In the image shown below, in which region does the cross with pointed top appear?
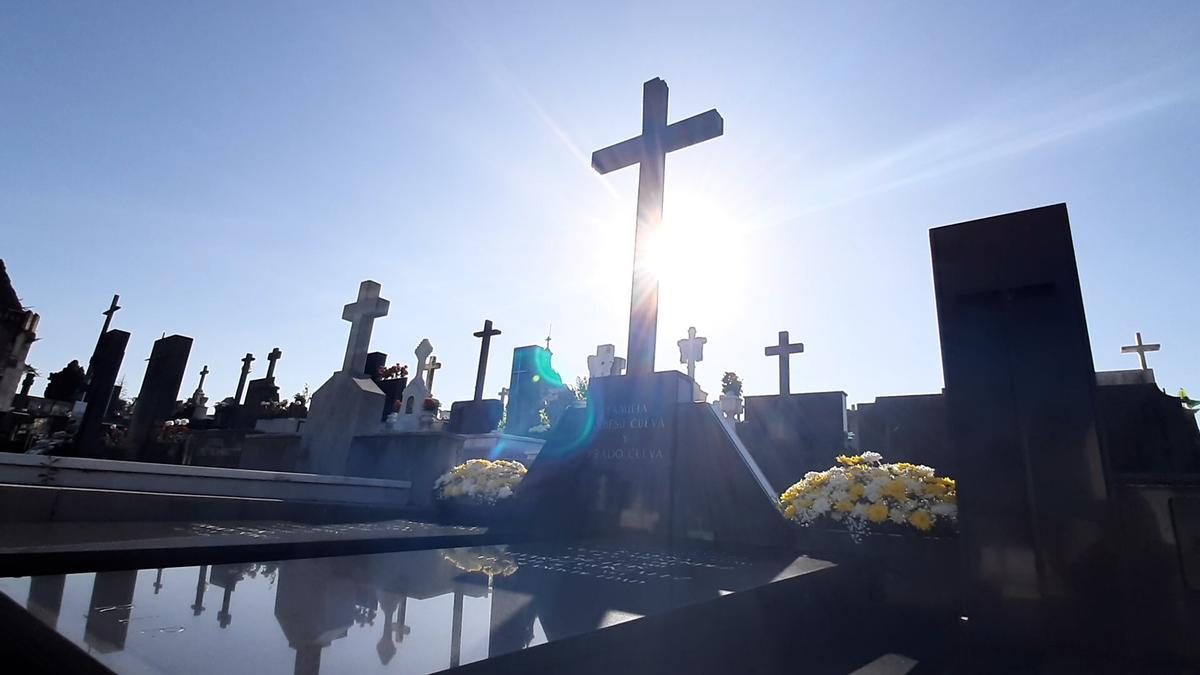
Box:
[472,319,502,401]
[765,330,805,395]
[425,355,442,392]
[1121,331,1161,371]
[266,347,283,379]
[235,353,254,404]
[342,281,390,375]
[592,77,724,376]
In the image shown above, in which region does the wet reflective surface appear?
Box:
[0,541,830,674]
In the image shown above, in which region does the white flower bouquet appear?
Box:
[434,459,527,505]
[441,546,519,582]
[778,452,957,539]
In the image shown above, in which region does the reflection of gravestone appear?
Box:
[302,281,389,475]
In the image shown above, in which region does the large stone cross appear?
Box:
[472,319,502,401]
[592,77,724,376]
[196,365,209,392]
[342,281,390,375]
[677,326,707,384]
[101,294,121,333]
[266,347,282,379]
[1121,331,1160,371]
[425,355,442,393]
[765,330,804,395]
[235,353,255,404]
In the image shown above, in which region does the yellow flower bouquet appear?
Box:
[434,459,527,505]
[442,546,519,582]
[778,452,957,539]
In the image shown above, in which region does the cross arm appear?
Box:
[591,136,644,175]
[665,109,724,154]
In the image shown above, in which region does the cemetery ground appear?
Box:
[0,80,1198,674]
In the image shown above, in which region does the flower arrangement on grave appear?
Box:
[261,391,310,419]
[423,396,440,412]
[721,371,743,396]
[434,459,527,504]
[778,452,957,539]
[377,363,408,381]
[157,418,191,442]
[442,546,519,583]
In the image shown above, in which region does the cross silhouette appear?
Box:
[765,330,805,395]
[196,365,210,392]
[592,77,724,375]
[234,353,254,404]
[341,281,390,375]
[472,319,502,401]
[1120,331,1161,371]
[101,294,121,332]
[498,386,510,409]
[411,339,433,393]
[266,347,283,379]
[425,355,442,392]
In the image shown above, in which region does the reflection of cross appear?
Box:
[153,568,164,595]
[341,281,391,375]
[266,347,282,379]
[472,319,502,401]
[498,387,509,409]
[411,340,433,391]
[191,565,208,616]
[765,330,805,395]
[425,356,442,392]
[677,326,707,384]
[592,78,724,376]
[234,353,254,404]
[218,585,233,628]
[1121,331,1161,371]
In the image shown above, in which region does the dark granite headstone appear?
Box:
[237,376,279,429]
[515,371,789,546]
[505,345,563,436]
[127,334,193,452]
[737,391,849,492]
[1096,383,1200,473]
[448,399,503,434]
[849,393,953,475]
[75,329,129,457]
[931,203,1113,646]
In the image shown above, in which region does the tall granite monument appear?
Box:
[126,334,193,454]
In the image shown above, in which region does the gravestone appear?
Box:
[75,329,130,457]
[515,370,789,546]
[505,345,563,435]
[127,334,193,454]
[233,352,254,405]
[849,392,952,474]
[187,365,210,420]
[930,203,1113,647]
[449,319,505,434]
[738,391,849,492]
[302,281,389,475]
[395,340,433,430]
[1096,383,1200,473]
[367,352,407,421]
[587,344,626,379]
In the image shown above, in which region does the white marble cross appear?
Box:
[677,326,706,381]
[425,355,442,393]
[341,281,390,375]
[411,339,433,389]
[587,344,627,378]
[1121,331,1161,371]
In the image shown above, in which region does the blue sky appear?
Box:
[3,1,1198,407]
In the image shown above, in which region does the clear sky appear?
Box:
[3,1,1198,408]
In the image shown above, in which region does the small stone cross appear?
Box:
[196,365,210,392]
[1121,331,1161,371]
[425,355,442,392]
[266,347,282,379]
[341,281,390,375]
[472,319,502,401]
[498,386,510,409]
[411,339,433,392]
[765,330,804,395]
[677,326,707,381]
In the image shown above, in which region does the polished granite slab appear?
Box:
[0,541,832,674]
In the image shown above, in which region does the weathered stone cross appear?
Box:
[235,353,254,404]
[425,355,442,393]
[1120,331,1160,371]
[498,386,510,409]
[341,280,390,375]
[266,347,282,379]
[765,330,805,395]
[677,326,707,384]
[592,77,724,376]
[197,365,209,392]
[472,319,502,401]
[411,339,433,393]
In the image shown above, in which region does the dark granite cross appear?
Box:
[765,330,804,395]
[101,294,121,333]
[266,347,282,379]
[592,77,724,376]
[195,365,210,394]
[1120,331,1160,371]
[472,319,502,401]
[425,355,441,393]
[341,281,390,375]
[235,353,254,404]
